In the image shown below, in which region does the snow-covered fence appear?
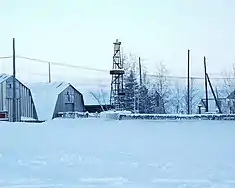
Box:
[119,114,235,120]
[100,111,132,120]
[57,112,87,119]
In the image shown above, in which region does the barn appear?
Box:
[0,74,38,122]
[28,82,85,121]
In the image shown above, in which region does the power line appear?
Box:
[148,74,229,80]
[0,56,13,59]
[1,55,233,80]
[16,55,108,73]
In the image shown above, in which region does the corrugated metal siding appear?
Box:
[53,85,85,118]
[6,98,20,122]
[75,92,85,112]
[0,76,38,122]
[0,83,3,111]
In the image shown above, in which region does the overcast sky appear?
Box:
[0,0,234,87]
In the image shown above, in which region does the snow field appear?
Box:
[0,119,235,187]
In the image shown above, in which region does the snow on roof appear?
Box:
[0,74,12,83]
[27,82,70,121]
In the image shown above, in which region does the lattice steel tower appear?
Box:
[110,39,125,110]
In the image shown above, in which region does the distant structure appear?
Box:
[28,82,84,121]
[0,74,38,122]
[227,90,235,113]
[110,39,125,110]
[199,98,229,114]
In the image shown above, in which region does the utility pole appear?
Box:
[206,73,222,113]
[138,57,142,113]
[204,56,209,112]
[12,38,16,122]
[187,49,190,114]
[139,57,142,86]
[48,62,51,83]
[190,77,194,114]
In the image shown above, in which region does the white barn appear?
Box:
[0,74,38,122]
[28,82,85,121]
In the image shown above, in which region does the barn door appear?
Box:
[65,103,74,112]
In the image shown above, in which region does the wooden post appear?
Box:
[206,73,222,113]
[12,38,16,122]
[187,49,190,114]
[48,62,51,83]
[204,56,209,112]
[139,57,142,86]
[138,57,141,113]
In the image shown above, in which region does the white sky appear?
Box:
[0,0,235,87]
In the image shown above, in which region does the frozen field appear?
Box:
[0,119,235,188]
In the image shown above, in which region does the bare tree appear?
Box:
[222,64,235,96]
[152,62,171,113]
[90,89,109,112]
[171,81,184,114]
[182,78,201,114]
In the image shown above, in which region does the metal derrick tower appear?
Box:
[110,39,125,110]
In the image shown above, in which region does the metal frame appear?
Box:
[110,39,125,110]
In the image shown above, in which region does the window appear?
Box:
[67,92,70,102]
[64,91,74,103]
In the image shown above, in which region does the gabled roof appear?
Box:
[0,74,12,83]
[27,82,71,121]
[0,73,29,89]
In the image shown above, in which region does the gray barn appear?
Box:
[0,74,38,122]
[28,82,85,121]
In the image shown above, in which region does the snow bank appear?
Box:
[21,116,37,121]
[100,110,132,120]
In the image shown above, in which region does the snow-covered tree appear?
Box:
[123,69,139,112]
[138,85,149,113]
[151,62,171,113]
[222,64,235,96]
[182,78,201,114]
[170,82,184,114]
[146,87,165,114]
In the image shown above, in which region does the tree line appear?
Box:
[122,54,201,114]
[92,54,235,114]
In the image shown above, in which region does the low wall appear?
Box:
[119,114,235,120]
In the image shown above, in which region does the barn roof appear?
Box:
[0,74,13,83]
[27,82,71,121]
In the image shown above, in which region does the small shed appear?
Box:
[0,74,38,122]
[199,98,229,114]
[28,82,85,121]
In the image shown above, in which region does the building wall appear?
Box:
[53,85,84,118]
[0,77,37,122]
[228,99,235,114]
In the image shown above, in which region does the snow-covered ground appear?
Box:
[0,119,235,188]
